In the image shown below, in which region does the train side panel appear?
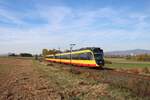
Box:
[45,58,101,67]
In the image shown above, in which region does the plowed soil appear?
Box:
[0,58,61,100]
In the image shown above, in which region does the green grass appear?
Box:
[33,60,150,99]
[106,63,150,68]
[105,58,150,69]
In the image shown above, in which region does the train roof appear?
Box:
[46,47,102,56]
[63,47,102,52]
[78,47,102,50]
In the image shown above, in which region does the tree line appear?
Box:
[126,54,150,61]
[8,53,33,57]
[42,49,61,57]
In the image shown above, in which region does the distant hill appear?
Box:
[105,49,150,56]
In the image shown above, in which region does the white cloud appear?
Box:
[0,8,26,25]
[0,3,150,54]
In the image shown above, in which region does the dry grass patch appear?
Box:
[142,67,150,74]
[69,68,81,75]
[36,60,150,99]
[47,63,54,66]
[62,82,109,99]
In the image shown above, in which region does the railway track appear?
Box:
[107,69,150,80]
[46,61,150,78]
[45,61,150,81]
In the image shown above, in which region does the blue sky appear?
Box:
[0,0,150,54]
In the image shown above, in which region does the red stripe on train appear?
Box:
[46,60,97,67]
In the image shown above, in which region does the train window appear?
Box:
[56,55,61,59]
[55,56,58,59]
[94,54,103,60]
[87,52,93,60]
[67,54,70,59]
[60,55,63,59]
[62,54,70,59]
[56,55,60,59]
[50,56,53,58]
[72,54,75,59]
[78,52,93,60]
[61,54,80,59]
[55,52,94,60]
[64,55,66,59]
[61,55,64,59]
[63,55,67,59]
[65,54,68,59]
[72,54,79,59]
[79,53,88,60]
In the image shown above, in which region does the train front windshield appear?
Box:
[93,48,104,65]
[94,54,103,60]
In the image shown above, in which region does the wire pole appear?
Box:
[70,44,76,65]
[58,47,61,63]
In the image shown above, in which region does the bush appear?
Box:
[104,60,112,64]
[20,53,33,57]
[8,53,17,57]
[126,54,150,61]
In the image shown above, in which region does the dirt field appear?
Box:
[0,57,150,100]
[0,58,61,100]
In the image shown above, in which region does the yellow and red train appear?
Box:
[45,47,104,68]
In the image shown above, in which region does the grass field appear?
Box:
[35,61,149,100]
[0,57,149,100]
[105,58,150,69]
